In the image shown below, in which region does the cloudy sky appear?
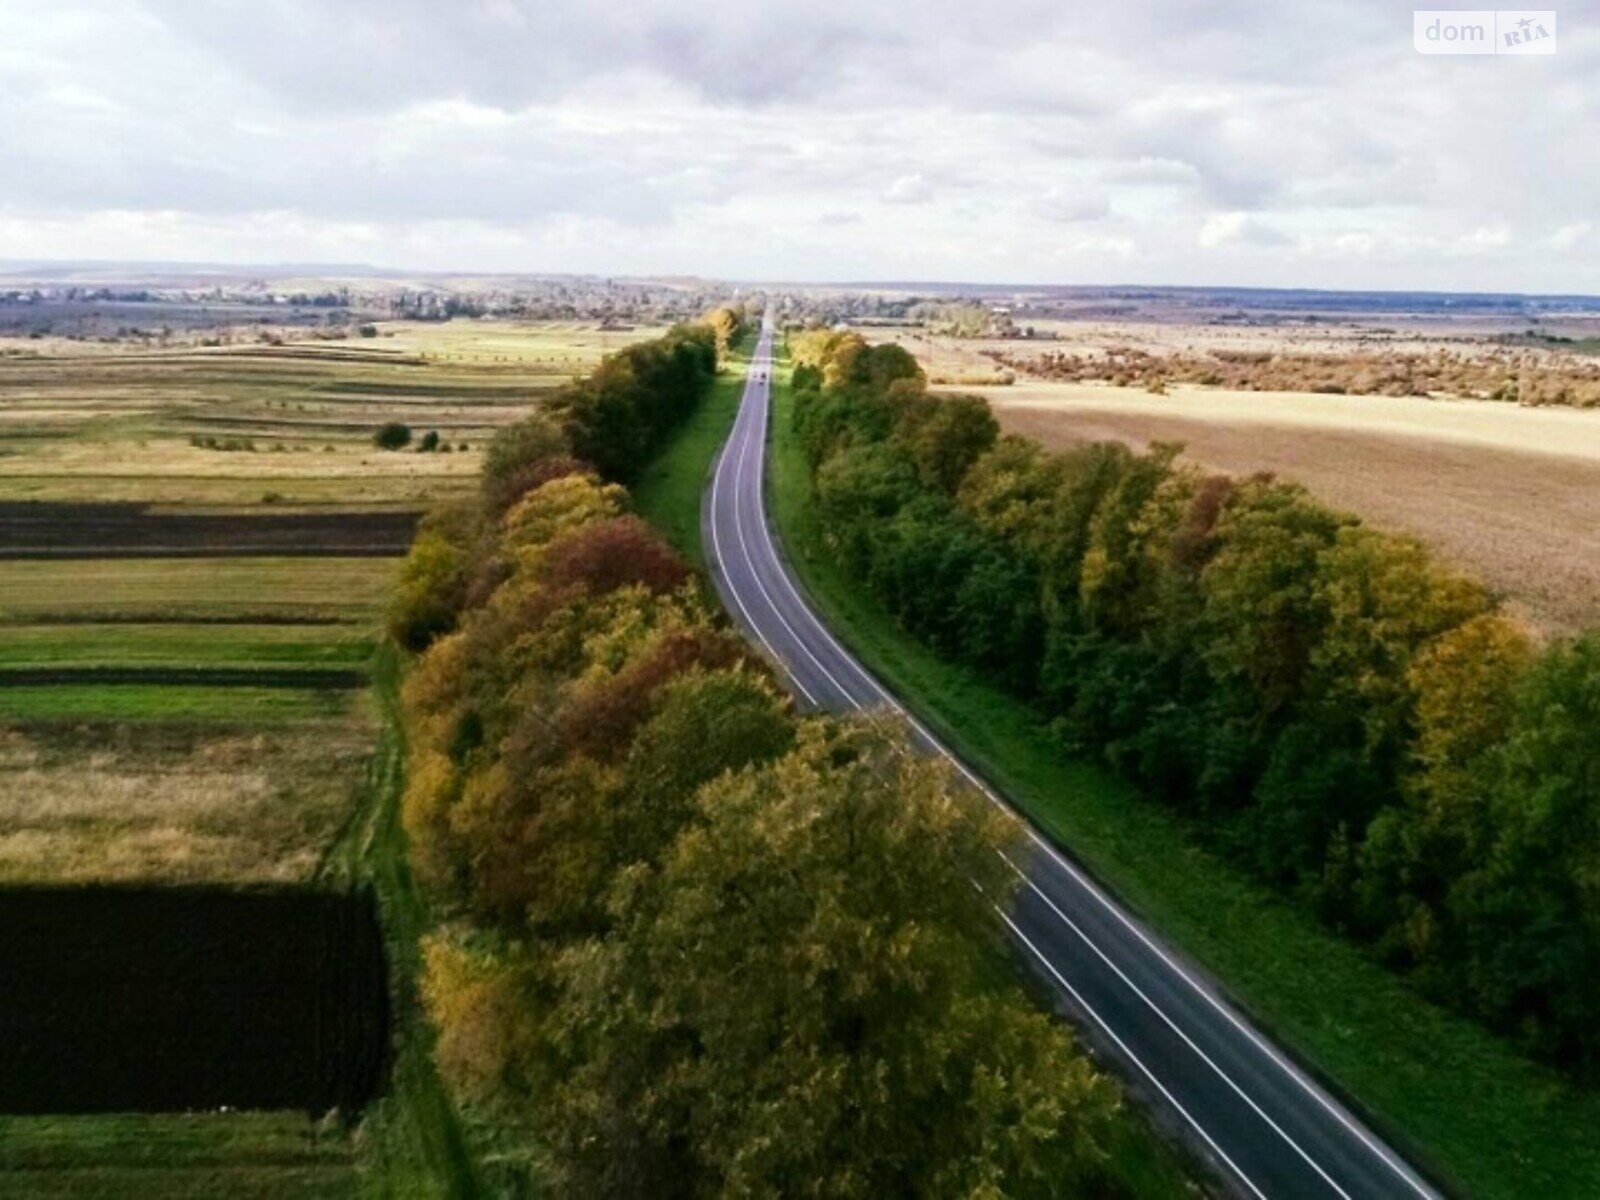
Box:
[3,0,1597,291]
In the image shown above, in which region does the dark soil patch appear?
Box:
[0,503,417,558]
[0,886,388,1116]
[0,667,365,688]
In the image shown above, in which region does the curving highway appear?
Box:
[702,316,1446,1199]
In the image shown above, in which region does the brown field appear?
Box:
[0,722,372,884]
[975,381,1600,635]
[0,557,395,623]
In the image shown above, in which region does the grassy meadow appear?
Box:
[0,558,395,623]
[0,318,645,1196]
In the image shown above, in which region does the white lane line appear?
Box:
[998,905,1271,1200]
[732,349,1302,1189]
[1004,854,1351,1198]
[708,353,817,706]
[1017,829,1441,1200]
[726,349,878,715]
[740,341,1436,1200]
[731,344,1296,1190]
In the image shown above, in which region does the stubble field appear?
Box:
[975,380,1600,634]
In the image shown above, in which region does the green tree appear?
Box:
[814,443,922,570]
[895,392,999,494]
[540,720,1122,1198]
[1307,527,1488,767]
[1199,478,1351,716]
[1359,613,1534,966]
[1450,634,1600,1065]
[957,434,1067,555]
[616,667,795,861]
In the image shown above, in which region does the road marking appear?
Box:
[734,336,1440,1200]
[1016,828,1441,1200]
[715,330,1439,1200]
[998,905,1271,1200]
[724,343,865,710]
[1004,854,1352,1198]
[708,348,817,705]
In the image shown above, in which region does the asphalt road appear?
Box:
[703,319,1446,1200]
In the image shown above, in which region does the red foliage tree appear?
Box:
[557,628,759,763]
[540,516,691,597]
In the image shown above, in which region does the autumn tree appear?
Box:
[701,305,743,357]
[1358,614,1534,967]
[538,720,1123,1198]
[388,501,485,651]
[482,410,572,512]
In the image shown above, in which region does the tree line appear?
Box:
[386,314,1143,1196]
[790,328,1600,1075]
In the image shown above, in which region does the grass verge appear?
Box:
[319,645,479,1198]
[766,354,1600,1200]
[630,332,754,570]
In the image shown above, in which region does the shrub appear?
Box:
[374,422,412,450]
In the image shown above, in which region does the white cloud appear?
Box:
[1032,187,1111,224]
[1459,226,1513,252]
[1549,221,1593,251]
[1199,212,1291,249]
[883,174,934,205]
[0,0,1595,288]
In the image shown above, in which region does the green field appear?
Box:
[0,1112,359,1200]
[0,659,473,1195]
[0,683,359,723]
[0,624,372,669]
[765,351,1600,1199]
